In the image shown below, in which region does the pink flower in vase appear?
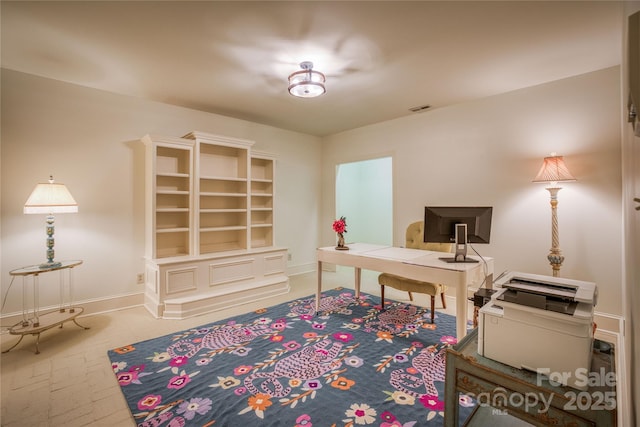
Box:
[332,216,347,234]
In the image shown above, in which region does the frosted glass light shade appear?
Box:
[288,61,326,98]
[24,178,78,214]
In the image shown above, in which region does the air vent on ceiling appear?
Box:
[409,104,431,113]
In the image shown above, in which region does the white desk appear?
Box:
[316,243,493,338]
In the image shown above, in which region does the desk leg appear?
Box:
[456,283,467,339]
[354,267,361,299]
[316,261,322,313]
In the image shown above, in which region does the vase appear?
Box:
[336,233,348,250]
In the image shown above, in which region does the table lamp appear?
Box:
[24,176,78,268]
[532,153,576,277]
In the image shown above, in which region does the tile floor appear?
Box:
[0,268,459,427]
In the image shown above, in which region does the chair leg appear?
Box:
[380,285,385,309]
[440,292,447,309]
[408,291,414,301]
[430,295,435,323]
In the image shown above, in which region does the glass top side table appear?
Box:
[3,259,89,354]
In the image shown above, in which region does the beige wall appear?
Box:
[0,66,623,320]
[321,67,623,316]
[0,70,322,314]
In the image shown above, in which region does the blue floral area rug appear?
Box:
[108,288,474,426]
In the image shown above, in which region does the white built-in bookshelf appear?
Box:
[141,131,289,319]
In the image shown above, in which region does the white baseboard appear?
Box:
[287,262,316,276]
[1,263,316,330]
[0,291,144,332]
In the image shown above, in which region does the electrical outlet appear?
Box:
[137,273,145,284]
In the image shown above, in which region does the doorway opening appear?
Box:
[335,156,393,246]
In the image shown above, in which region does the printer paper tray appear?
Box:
[493,301,593,337]
[479,302,593,390]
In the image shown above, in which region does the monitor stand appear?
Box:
[438,223,480,263]
[439,256,479,264]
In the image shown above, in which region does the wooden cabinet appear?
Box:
[142,132,289,319]
[444,329,617,427]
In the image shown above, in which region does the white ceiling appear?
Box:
[1,1,623,136]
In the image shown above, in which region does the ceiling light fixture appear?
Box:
[288,61,326,98]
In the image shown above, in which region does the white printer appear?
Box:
[478,271,598,390]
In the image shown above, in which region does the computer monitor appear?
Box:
[424,206,493,263]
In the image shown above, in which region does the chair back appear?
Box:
[405,221,453,252]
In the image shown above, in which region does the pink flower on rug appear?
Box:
[311,321,326,330]
[283,340,302,351]
[195,357,211,366]
[440,335,457,345]
[420,394,445,411]
[295,413,312,426]
[170,356,189,367]
[117,370,139,386]
[271,319,287,330]
[332,332,354,343]
[168,374,191,389]
[137,394,162,411]
[380,410,396,423]
[234,365,253,376]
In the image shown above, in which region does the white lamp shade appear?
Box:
[24,181,78,214]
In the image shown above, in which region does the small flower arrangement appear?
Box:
[333,216,348,250]
[332,216,347,235]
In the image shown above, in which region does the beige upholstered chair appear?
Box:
[378,221,452,322]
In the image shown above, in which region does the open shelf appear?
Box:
[251,226,273,248]
[199,144,248,179]
[200,229,248,254]
[157,146,191,175]
[143,132,288,319]
[156,231,190,258]
[251,157,273,181]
